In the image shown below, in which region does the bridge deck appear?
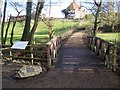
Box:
[2,31,119,88]
[56,31,107,70]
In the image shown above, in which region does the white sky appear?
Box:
[1,0,94,19]
[1,0,120,19]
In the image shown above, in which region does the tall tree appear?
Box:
[9,2,24,45]
[21,0,45,45]
[107,1,116,32]
[93,0,102,36]
[0,0,2,23]
[1,0,7,45]
[3,14,11,44]
[29,1,44,44]
[21,1,32,41]
[100,0,118,32]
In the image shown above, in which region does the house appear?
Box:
[65,1,87,19]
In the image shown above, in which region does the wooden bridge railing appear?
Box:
[1,36,62,69]
[86,36,120,71]
[46,36,62,68]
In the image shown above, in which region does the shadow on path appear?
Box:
[2,30,120,88]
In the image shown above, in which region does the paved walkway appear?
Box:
[56,31,107,71]
[2,31,120,88]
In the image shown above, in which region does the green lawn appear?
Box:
[5,19,78,35]
[97,33,120,46]
[2,19,79,44]
[4,35,49,44]
[2,19,120,47]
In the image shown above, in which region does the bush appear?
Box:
[101,24,112,33]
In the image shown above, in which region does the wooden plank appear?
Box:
[10,50,47,53]
[9,56,47,61]
[113,47,117,71]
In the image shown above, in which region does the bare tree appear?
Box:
[93,0,102,36]
[3,14,12,44]
[29,1,45,44]
[42,18,54,39]
[0,0,2,23]
[41,0,54,39]
[21,0,45,45]
[1,0,7,45]
[21,1,32,41]
[81,1,102,35]
[9,2,24,45]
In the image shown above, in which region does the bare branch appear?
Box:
[94,0,102,7]
[42,19,52,29]
[9,2,19,13]
[9,2,25,13]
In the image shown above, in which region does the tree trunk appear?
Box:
[10,14,19,45]
[93,9,99,36]
[3,14,11,44]
[93,0,102,36]
[112,23,115,32]
[1,0,7,45]
[21,1,32,41]
[29,2,44,44]
[48,28,54,39]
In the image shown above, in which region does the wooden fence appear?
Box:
[86,36,120,71]
[2,36,62,69]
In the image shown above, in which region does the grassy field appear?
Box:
[2,19,79,44]
[97,33,120,46]
[3,19,78,35]
[2,19,120,47]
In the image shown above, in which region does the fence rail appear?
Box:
[1,36,62,69]
[86,36,120,71]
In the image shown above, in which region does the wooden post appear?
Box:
[53,45,56,61]
[47,45,51,68]
[0,50,3,63]
[87,37,89,48]
[113,46,117,71]
[30,46,34,65]
[96,38,99,56]
[31,53,33,65]
[105,44,111,68]
[99,40,103,60]
[10,48,12,60]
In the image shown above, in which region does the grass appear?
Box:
[4,35,49,44]
[2,19,120,47]
[97,33,120,47]
[2,19,79,44]
[78,20,93,28]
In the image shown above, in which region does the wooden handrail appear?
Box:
[46,36,62,68]
[86,36,119,71]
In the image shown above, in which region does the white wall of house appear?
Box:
[74,7,87,19]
